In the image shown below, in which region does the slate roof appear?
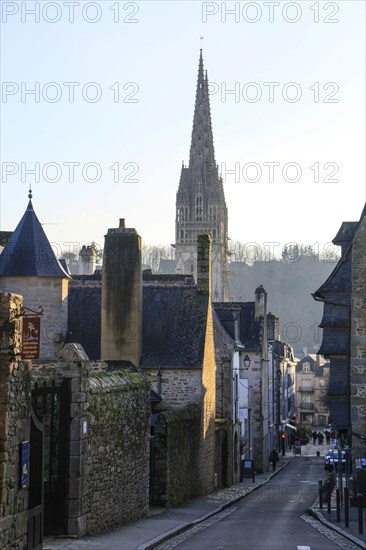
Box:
[67,285,101,360]
[314,204,366,298]
[213,302,262,351]
[158,259,176,274]
[312,204,366,430]
[0,231,13,248]
[326,356,348,393]
[332,222,359,246]
[0,199,70,278]
[328,396,349,430]
[141,286,209,368]
[317,327,348,356]
[319,302,349,328]
[143,272,195,285]
[67,283,210,367]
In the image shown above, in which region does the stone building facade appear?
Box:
[143,236,217,496]
[0,195,70,359]
[350,210,366,456]
[295,355,330,426]
[214,286,271,474]
[67,232,218,502]
[314,204,366,452]
[175,50,229,301]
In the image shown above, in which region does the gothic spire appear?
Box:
[189,50,216,169]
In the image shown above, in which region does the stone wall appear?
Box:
[30,362,151,536]
[86,370,150,533]
[214,316,234,420]
[199,302,216,494]
[152,405,201,507]
[0,293,31,549]
[0,276,69,359]
[144,368,202,408]
[350,214,366,456]
[0,292,152,542]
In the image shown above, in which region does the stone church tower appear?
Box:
[175,50,229,301]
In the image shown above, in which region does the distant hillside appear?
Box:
[229,256,336,356]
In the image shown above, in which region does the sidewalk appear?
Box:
[299,441,366,548]
[44,445,366,550]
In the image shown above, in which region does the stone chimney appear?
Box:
[255,285,267,319]
[267,312,279,341]
[197,234,212,294]
[101,220,142,366]
[79,244,97,276]
[234,313,240,341]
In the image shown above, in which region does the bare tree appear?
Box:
[142,244,175,273]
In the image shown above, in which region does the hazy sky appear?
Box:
[1,1,365,257]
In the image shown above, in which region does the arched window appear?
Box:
[196,195,203,221]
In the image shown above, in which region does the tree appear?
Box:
[142,244,175,273]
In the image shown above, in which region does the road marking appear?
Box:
[155,506,239,550]
[297,546,311,550]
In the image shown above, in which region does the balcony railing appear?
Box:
[300,402,314,410]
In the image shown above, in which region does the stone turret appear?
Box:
[0,192,70,359]
[101,218,142,366]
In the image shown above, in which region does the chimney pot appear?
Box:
[119,218,125,228]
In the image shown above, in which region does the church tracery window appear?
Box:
[196,195,203,221]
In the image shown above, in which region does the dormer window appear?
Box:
[303,362,310,373]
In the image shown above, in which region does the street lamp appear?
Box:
[243,354,251,370]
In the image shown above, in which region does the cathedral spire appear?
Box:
[175,50,229,302]
[189,50,216,169]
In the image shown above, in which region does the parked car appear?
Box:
[324,450,346,471]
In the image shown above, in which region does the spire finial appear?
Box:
[200,36,204,49]
[28,186,32,200]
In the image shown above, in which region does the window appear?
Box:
[303,362,310,373]
[196,195,203,221]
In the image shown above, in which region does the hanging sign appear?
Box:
[22,316,41,359]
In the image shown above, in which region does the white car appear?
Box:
[324,450,346,471]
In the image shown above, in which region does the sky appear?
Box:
[1,0,365,258]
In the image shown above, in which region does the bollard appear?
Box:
[336,488,340,522]
[319,480,323,509]
[344,486,349,528]
[357,493,363,535]
[327,481,331,514]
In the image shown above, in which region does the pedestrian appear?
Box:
[317,432,324,445]
[312,431,317,445]
[269,449,279,471]
[325,431,330,445]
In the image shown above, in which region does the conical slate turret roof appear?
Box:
[0,198,70,278]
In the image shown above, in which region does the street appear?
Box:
[157,456,349,550]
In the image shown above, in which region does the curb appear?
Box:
[139,461,289,550]
[308,505,366,550]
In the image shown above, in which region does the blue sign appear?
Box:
[21,441,29,488]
